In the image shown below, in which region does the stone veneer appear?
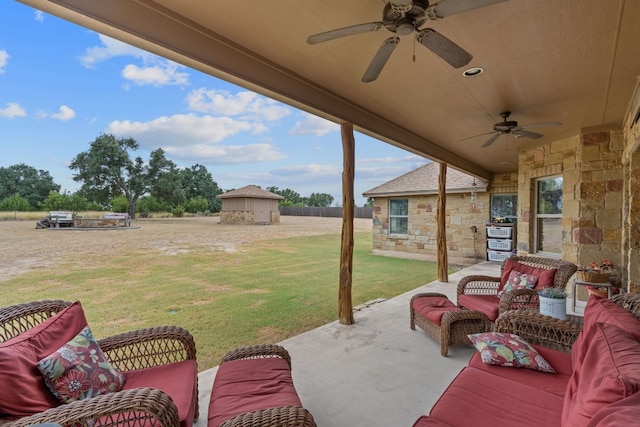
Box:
[219,210,281,225]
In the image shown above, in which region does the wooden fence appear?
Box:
[279,206,372,219]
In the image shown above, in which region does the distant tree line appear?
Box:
[0,133,347,218]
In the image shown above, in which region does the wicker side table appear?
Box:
[410,293,491,356]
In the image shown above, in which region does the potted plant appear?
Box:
[538,287,567,320]
[577,259,619,298]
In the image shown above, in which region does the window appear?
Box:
[389,199,408,235]
[491,194,518,223]
[535,176,563,255]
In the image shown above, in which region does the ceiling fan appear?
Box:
[306,0,508,82]
[472,111,562,148]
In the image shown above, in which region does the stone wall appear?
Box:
[371,191,490,265]
[220,210,280,225]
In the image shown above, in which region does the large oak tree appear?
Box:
[69,134,174,219]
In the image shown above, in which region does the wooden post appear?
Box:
[339,122,355,325]
[437,162,449,282]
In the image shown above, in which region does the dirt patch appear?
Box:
[0,216,372,282]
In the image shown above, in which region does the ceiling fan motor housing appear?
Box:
[494,120,518,132]
[383,1,428,34]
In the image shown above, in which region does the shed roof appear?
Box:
[362,163,489,198]
[217,185,284,200]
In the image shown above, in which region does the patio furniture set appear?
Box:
[2,255,638,426]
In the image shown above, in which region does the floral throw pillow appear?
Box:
[37,326,125,403]
[497,270,538,300]
[467,332,556,373]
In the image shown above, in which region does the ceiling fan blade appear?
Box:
[416,28,472,68]
[430,0,509,18]
[457,131,496,142]
[519,121,562,129]
[482,133,502,147]
[512,129,543,139]
[307,22,384,44]
[362,37,399,83]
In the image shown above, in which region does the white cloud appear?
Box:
[80,34,149,68]
[34,11,45,22]
[273,163,341,178]
[50,105,75,121]
[186,88,291,121]
[121,63,189,86]
[106,113,285,164]
[289,113,339,136]
[0,50,9,74]
[0,102,26,118]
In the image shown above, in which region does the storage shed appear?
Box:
[217,185,284,225]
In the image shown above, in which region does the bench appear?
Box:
[207,344,316,427]
[410,292,490,356]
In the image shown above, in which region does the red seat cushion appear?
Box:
[0,302,87,416]
[208,357,302,427]
[458,294,499,321]
[412,296,459,326]
[428,366,563,427]
[122,359,198,427]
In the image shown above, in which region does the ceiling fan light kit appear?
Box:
[307,0,509,82]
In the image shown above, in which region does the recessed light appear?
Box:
[463,67,483,77]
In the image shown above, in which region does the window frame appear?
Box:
[388,198,408,235]
[534,175,563,257]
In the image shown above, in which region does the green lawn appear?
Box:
[0,231,446,370]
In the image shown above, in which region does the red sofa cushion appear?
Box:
[428,366,563,427]
[468,344,572,397]
[208,357,302,427]
[412,296,458,326]
[562,322,640,427]
[458,294,499,321]
[0,301,87,416]
[499,258,557,291]
[122,359,197,427]
[585,390,640,427]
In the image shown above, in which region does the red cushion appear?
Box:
[428,366,563,427]
[468,345,572,397]
[585,390,640,427]
[571,296,640,372]
[458,294,500,321]
[412,297,458,326]
[412,415,453,426]
[562,323,640,427]
[122,359,197,427]
[0,301,87,416]
[499,259,558,291]
[208,357,302,427]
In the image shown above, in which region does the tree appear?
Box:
[0,193,32,211]
[266,186,303,206]
[307,192,334,207]
[0,164,60,207]
[179,164,222,212]
[70,134,174,219]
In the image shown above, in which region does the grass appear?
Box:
[0,228,447,370]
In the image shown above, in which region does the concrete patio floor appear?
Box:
[195,261,581,427]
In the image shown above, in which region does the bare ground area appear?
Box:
[0,216,372,282]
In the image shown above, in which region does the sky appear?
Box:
[0,2,429,206]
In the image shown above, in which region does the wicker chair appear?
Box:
[0,300,198,427]
[457,256,578,325]
[495,293,640,352]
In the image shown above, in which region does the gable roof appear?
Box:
[217,185,284,200]
[362,163,489,198]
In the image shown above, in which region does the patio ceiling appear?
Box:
[19,0,640,180]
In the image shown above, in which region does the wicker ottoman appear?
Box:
[410,292,490,356]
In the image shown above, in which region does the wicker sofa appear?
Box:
[412,293,640,426]
[0,300,198,427]
[457,255,578,324]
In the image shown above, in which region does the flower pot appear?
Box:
[539,296,567,320]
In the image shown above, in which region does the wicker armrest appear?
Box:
[221,344,292,368]
[456,275,501,299]
[220,406,317,427]
[3,387,180,427]
[98,325,196,371]
[498,288,540,314]
[495,309,582,353]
